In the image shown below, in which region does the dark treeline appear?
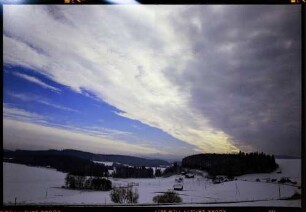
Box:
[162,162,179,177]
[113,166,154,178]
[4,150,109,177]
[182,151,278,177]
[65,174,112,191]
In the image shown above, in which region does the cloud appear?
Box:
[62,125,132,140]
[3,103,45,122]
[3,104,167,156]
[3,118,168,156]
[8,92,79,113]
[13,72,61,93]
[38,100,79,113]
[3,5,301,156]
[164,5,301,156]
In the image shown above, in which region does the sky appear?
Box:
[3,5,301,160]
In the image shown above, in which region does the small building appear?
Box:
[175,177,184,183]
[185,173,195,178]
[213,176,225,184]
[173,183,183,191]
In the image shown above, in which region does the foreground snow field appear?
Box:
[3,159,301,206]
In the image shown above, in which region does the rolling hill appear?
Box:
[3,149,170,168]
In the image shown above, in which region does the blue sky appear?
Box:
[3,5,301,159]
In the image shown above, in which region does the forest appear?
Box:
[182,151,278,177]
[4,150,109,177]
[112,166,154,178]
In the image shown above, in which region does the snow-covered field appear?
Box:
[3,159,301,206]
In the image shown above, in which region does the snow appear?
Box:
[3,159,301,206]
[3,162,66,204]
[237,159,301,185]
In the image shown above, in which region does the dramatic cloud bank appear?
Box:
[3,5,301,156]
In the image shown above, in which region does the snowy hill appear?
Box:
[3,159,301,206]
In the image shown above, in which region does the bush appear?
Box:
[90,177,112,190]
[65,174,77,189]
[153,191,182,204]
[110,186,139,204]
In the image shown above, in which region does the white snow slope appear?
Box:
[3,159,301,206]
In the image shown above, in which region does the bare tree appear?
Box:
[110,186,139,204]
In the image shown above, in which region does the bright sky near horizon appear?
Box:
[3,5,301,159]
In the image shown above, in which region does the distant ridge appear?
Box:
[3,149,170,167]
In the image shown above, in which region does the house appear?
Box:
[185,173,194,178]
[175,177,184,183]
[213,176,225,184]
[173,183,183,191]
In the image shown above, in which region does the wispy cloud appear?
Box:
[47,124,133,140]
[3,103,45,123]
[83,126,131,136]
[132,124,142,129]
[3,103,167,155]
[3,116,168,157]
[6,92,29,101]
[3,103,126,141]
[38,100,79,113]
[8,92,78,113]
[13,72,61,93]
